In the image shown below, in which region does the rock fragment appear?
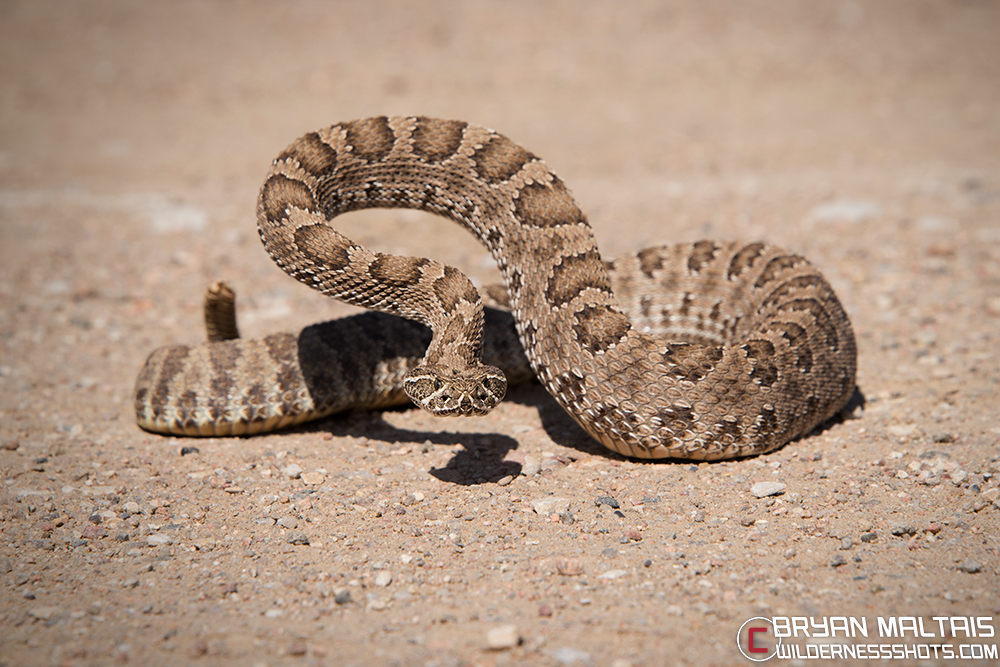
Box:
[486,624,520,650]
[750,482,787,498]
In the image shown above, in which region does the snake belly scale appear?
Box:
[135,116,857,460]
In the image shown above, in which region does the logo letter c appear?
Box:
[749,627,768,653]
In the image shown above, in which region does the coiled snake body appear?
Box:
[135,116,856,460]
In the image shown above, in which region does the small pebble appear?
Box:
[548,647,591,664]
[485,624,520,650]
[531,497,570,516]
[27,606,60,621]
[496,475,513,486]
[285,530,310,546]
[957,561,982,574]
[538,604,553,616]
[334,589,351,605]
[860,532,878,543]
[839,537,853,550]
[281,464,302,479]
[374,571,393,587]
[301,471,325,486]
[598,569,628,580]
[831,555,847,567]
[750,482,787,498]
[555,557,584,576]
[401,493,422,506]
[179,446,199,456]
[2,440,19,451]
[287,641,307,656]
[147,534,172,546]
[522,455,542,476]
[81,525,108,540]
[595,495,620,509]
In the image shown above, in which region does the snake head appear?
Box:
[403,363,507,416]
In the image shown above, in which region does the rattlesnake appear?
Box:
[135,116,856,460]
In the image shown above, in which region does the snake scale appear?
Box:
[135,116,856,460]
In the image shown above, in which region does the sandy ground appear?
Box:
[1,2,999,665]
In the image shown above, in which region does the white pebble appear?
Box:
[750,482,787,498]
[281,464,302,479]
[598,569,629,580]
[486,624,520,650]
[522,455,542,476]
[301,471,325,485]
[531,497,570,515]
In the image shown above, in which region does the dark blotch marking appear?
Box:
[572,305,630,354]
[677,292,694,317]
[513,177,586,228]
[260,174,317,223]
[344,116,396,163]
[553,372,586,404]
[263,333,306,399]
[760,275,824,309]
[151,346,191,416]
[278,132,338,178]
[292,224,352,272]
[640,295,653,318]
[206,342,241,414]
[662,343,724,383]
[637,247,664,278]
[658,403,695,434]
[369,254,430,288]
[411,117,467,163]
[506,270,522,302]
[433,265,479,314]
[754,254,806,289]
[742,339,778,387]
[546,251,613,307]
[472,135,535,184]
[755,405,780,439]
[727,242,767,279]
[774,293,841,349]
[687,240,719,273]
[775,321,813,372]
[716,417,743,441]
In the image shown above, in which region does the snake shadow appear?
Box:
[299,379,623,486]
[301,381,866,485]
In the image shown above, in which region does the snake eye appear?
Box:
[434,379,444,391]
